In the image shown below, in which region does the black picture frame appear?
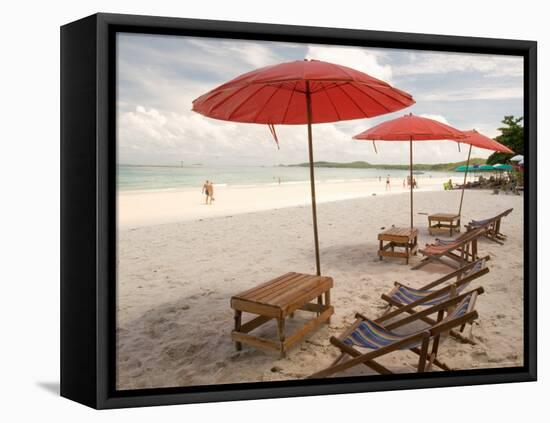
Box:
[60,12,537,409]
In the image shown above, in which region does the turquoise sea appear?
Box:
[117,165,457,192]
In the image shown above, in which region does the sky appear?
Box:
[116,33,523,166]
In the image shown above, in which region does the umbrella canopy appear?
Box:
[192,59,414,124]
[459,130,514,153]
[511,154,524,162]
[493,164,513,171]
[354,113,465,141]
[353,113,465,228]
[455,164,494,172]
[455,129,514,216]
[193,59,415,275]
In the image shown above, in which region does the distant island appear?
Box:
[284,158,486,172]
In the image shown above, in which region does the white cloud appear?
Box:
[226,42,282,68]
[118,104,494,165]
[306,45,393,82]
[417,86,523,102]
[394,51,523,78]
[117,35,521,166]
[419,114,450,124]
[185,38,284,70]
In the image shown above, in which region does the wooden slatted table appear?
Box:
[378,227,418,264]
[230,272,334,358]
[428,213,461,236]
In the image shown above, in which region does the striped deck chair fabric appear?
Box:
[469,217,493,228]
[435,238,461,246]
[344,295,475,351]
[343,319,423,350]
[389,260,485,307]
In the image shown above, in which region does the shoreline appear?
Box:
[118,176,453,228]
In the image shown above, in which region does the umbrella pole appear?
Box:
[458,144,472,217]
[305,82,321,276]
[409,137,413,229]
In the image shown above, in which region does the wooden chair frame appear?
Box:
[465,208,513,245]
[380,257,489,344]
[412,227,487,270]
[308,288,483,379]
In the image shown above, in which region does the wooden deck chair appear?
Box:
[412,227,487,270]
[380,258,489,344]
[308,288,483,379]
[465,208,513,245]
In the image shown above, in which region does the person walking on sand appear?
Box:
[207,180,215,205]
[202,180,210,204]
[385,175,391,191]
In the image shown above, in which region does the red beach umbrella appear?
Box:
[192,59,414,275]
[456,129,514,216]
[353,113,466,228]
[460,129,514,154]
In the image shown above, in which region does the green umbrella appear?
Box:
[455,164,494,172]
[493,163,513,171]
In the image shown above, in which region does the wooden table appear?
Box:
[378,227,418,264]
[230,272,334,358]
[428,213,461,236]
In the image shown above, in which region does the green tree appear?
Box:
[486,115,523,165]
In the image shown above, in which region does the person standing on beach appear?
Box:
[385,175,391,191]
[207,181,215,205]
[202,180,210,204]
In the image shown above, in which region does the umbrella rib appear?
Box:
[319,82,342,121]
[224,84,269,121]
[346,82,393,114]
[334,64,412,107]
[280,81,299,124]
[251,85,285,124]
[362,81,414,107]
[208,84,262,117]
[332,83,375,117]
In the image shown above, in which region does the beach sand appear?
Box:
[118,175,451,228]
[116,187,523,390]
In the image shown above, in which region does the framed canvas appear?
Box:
[60,13,537,409]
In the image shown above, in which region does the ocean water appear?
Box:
[117,165,456,192]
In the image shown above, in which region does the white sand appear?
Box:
[116,187,523,390]
[118,176,451,228]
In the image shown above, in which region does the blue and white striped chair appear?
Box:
[309,288,483,379]
[380,258,488,344]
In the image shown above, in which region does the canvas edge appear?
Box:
[59,12,537,410]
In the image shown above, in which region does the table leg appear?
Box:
[325,290,331,324]
[277,317,286,358]
[234,310,242,351]
[379,239,383,260]
[405,243,409,265]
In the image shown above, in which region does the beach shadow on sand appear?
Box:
[36,381,60,396]
[320,241,455,278]
[319,243,378,271]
